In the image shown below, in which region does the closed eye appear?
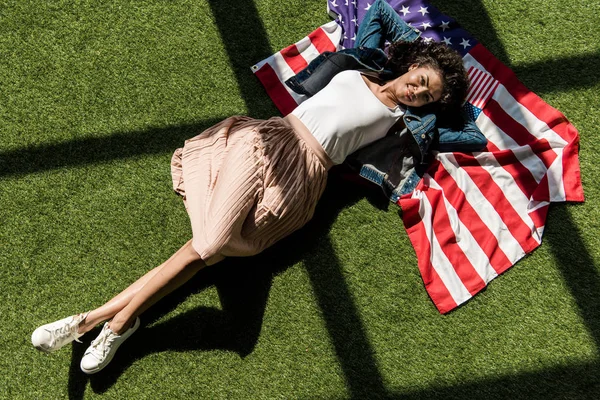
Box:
[421,75,432,102]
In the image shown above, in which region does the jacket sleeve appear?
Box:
[436,116,488,153]
[285,48,388,97]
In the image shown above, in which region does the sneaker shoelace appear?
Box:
[49,315,85,346]
[88,325,117,359]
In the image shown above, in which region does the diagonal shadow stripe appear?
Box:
[206,1,391,397]
[432,0,511,66]
[317,361,600,399]
[205,0,278,119]
[396,360,600,399]
[513,51,600,94]
[0,119,223,178]
[304,238,389,398]
[544,205,600,349]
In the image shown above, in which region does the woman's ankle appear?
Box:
[107,314,134,335]
[76,311,93,335]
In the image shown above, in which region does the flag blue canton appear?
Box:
[329,0,478,56]
[464,102,483,121]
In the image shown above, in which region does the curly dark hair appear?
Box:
[386,39,469,111]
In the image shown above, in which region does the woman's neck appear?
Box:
[361,74,401,109]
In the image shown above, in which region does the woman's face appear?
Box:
[391,64,444,108]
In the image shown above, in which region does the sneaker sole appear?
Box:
[80,317,140,375]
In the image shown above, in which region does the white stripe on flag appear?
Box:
[511,144,550,185]
[295,39,321,66]
[437,153,532,259]
[529,199,550,238]
[320,20,344,49]
[492,85,568,147]
[416,189,473,305]
[478,111,551,185]
[467,152,543,245]
[467,67,499,109]
[267,52,307,104]
[546,151,567,201]
[476,110,520,150]
[427,178,500,283]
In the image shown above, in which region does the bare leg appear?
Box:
[107,239,206,334]
[77,241,201,334]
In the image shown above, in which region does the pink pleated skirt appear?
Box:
[170,115,332,265]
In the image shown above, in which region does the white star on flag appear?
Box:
[351,17,358,26]
[400,5,410,16]
[421,22,431,30]
[440,21,450,31]
[364,2,371,10]
[419,6,429,16]
[460,38,471,49]
[330,0,338,7]
[423,36,433,43]
[442,36,452,45]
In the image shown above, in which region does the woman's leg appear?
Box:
[106,239,206,334]
[355,0,420,49]
[77,242,195,334]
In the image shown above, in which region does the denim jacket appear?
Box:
[285,48,486,202]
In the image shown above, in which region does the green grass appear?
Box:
[1,0,599,398]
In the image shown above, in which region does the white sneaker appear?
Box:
[31,312,89,353]
[80,317,140,374]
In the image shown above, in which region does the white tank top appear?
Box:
[291,70,405,165]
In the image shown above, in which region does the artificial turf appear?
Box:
[1,0,599,398]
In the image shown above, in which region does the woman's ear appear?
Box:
[408,63,419,71]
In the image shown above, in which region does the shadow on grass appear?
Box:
[65,167,392,398]
[392,360,600,400]
[512,51,600,94]
[205,0,278,120]
[544,205,600,348]
[432,0,511,66]
[0,118,224,179]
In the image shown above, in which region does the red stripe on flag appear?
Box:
[453,152,541,253]
[400,192,458,314]
[280,44,309,74]
[430,164,514,275]
[477,81,499,109]
[253,62,298,116]
[484,99,559,172]
[423,187,488,296]
[529,138,559,170]
[483,100,558,198]
[484,100,538,148]
[528,199,549,230]
[488,144,541,200]
[471,74,494,108]
[532,173,550,203]
[470,44,579,144]
[308,26,337,53]
[466,68,486,103]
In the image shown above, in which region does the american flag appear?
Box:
[252,0,584,313]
